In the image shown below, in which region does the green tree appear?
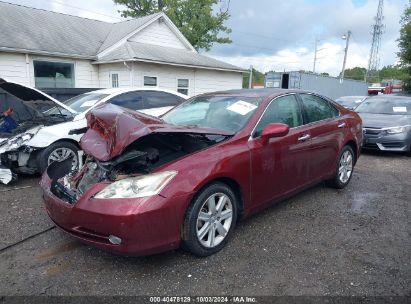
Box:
[113,0,232,50]
[379,65,408,81]
[339,67,366,80]
[397,4,411,92]
[242,68,265,88]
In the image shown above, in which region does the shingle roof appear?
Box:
[0,1,111,58]
[0,1,243,72]
[96,42,244,72]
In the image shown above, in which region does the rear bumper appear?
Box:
[363,133,411,152]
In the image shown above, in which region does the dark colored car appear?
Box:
[356,95,411,153]
[335,96,368,110]
[41,89,363,257]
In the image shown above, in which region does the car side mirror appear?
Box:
[261,123,290,144]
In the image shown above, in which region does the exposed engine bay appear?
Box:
[47,132,230,203]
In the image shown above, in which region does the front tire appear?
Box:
[327,145,355,189]
[37,141,79,173]
[182,182,238,257]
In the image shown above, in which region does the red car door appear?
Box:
[248,94,312,208]
[298,94,346,181]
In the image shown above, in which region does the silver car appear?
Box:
[356,95,411,154]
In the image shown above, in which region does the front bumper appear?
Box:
[40,173,191,256]
[362,132,411,152]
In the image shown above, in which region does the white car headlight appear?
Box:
[386,126,411,134]
[94,171,177,199]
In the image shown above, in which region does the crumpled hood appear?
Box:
[359,113,411,128]
[80,104,234,161]
[0,78,76,114]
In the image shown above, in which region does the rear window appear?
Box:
[355,98,411,115]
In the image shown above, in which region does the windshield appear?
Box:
[355,98,411,115]
[63,93,110,113]
[162,95,263,133]
[336,96,365,108]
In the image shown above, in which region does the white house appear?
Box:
[0,2,243,97]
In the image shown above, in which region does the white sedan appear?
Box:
[0,79,187,184]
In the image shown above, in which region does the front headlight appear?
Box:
[386,126,411,134]
[94,170,177,199]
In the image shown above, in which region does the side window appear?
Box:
[143,91,185,109]
[108,92,143,110]
[300,94,339,123]
[144,76,157,87]
[253,95,302,137]
[177,79,189,95]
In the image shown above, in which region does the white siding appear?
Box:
[75,60,99,87]
[193,69,243,96]
[98,63,132,88]
[130,62,242,96]
[0,52,99,88]
[129,20,188,50]
[0,52,30,85]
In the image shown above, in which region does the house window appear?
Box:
[110,72,119,88]
[177,79,189,95]
[144,76,157,87]
[33,60,74,88]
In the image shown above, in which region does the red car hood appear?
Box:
[80,104,234,161]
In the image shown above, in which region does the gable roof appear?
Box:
[0,1,111,58]
[0,1,243,72]
[95,42,244,72]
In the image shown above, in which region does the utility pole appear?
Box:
[248,65,253,89]
[366,0,384,83]
[313,37,318,73]
[340,30,351,82]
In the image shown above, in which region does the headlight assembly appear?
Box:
[94,170,178,199]
[386,126,411,134]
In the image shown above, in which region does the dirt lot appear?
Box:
[0,151,410,296]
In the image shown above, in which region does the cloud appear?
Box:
[209,0,408,76]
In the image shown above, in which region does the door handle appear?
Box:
[298,134,311,141]
[338,122,346,128]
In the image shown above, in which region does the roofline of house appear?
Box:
[97,12,196,57]
[0,47,96,60]
[92,58,245,73]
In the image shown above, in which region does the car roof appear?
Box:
[83,87,188,98]
[199,88,316,100]
[367,95,411,100]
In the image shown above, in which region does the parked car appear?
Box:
[0,79,187,184]
[356,95,411,154]
[335,96,368,110]
[41,89,363,257]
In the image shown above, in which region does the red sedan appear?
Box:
[41,89,363,257]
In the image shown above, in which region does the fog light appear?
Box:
[108,235,122,245]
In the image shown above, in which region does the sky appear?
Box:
[4,0,409,77]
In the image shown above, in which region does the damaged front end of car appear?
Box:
[46,104,233,204]
[0,78,77,184]
[0,126,43,184]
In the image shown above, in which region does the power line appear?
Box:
[42,0,123,21]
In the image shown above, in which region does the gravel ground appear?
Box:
[0,151,410,296]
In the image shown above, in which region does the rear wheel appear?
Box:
[327,145,355,189]
[37,141,79,173]
[182,182,238,257]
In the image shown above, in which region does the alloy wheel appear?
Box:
[196,193,233,248]
[47,147,78,170]
[338,150,353,184]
